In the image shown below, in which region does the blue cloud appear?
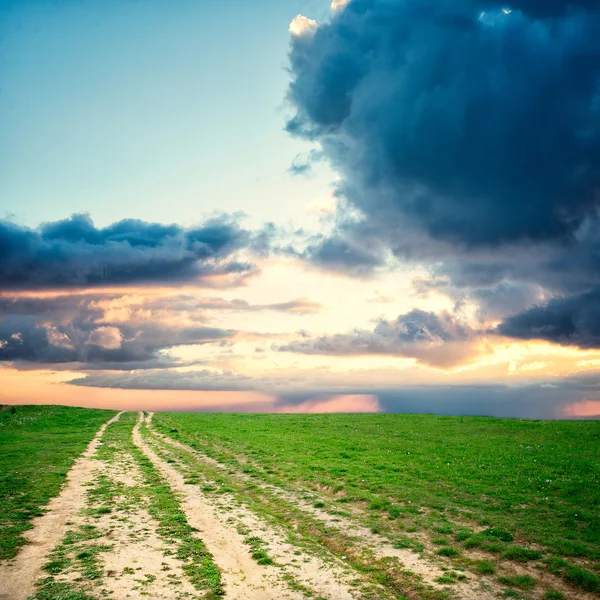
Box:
[286,0,600,247]
[0,213,258,289]
[497,287,600,348]
[300,234,387,276]
[278,309,477,367]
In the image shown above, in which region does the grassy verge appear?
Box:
[0,405,116,560]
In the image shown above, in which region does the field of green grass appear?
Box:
[153,412,600,595]
[0,405,116,560]
[2,408,599,600]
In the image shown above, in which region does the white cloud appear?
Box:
[331,0,350,11]
[47,328,74,350]
[87,326,123,350]
[289,15,317,37]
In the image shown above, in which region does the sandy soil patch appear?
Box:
[51,440,200,599]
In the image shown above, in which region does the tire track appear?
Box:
[148,416,594,600]
[134,413,365,600]
[36,413,201,600]
[0,411,123,600]
[146,414,501,600]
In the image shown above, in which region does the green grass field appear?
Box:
[0,405,116,560]
[152,412,600,594]
[2,408,599,599]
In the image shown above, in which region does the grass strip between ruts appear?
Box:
[129,413,225,598]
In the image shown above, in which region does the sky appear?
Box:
[1,0,600,418]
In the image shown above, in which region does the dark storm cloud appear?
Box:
[497,287,600,348]
[278,309,478,367]
[409,220,600,332]
[0,213,259,290]
[284,0,600,354]
[430,222,600,295]
[0,316,76,363]
[470,282,545,321]
[287,0,600,248]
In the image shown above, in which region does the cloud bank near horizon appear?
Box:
[65,366,600,419]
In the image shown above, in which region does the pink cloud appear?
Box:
[562,399,600,418]
[276,394,381,414]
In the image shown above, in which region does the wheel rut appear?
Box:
[145,413,502,600]
[133,412,365,600]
